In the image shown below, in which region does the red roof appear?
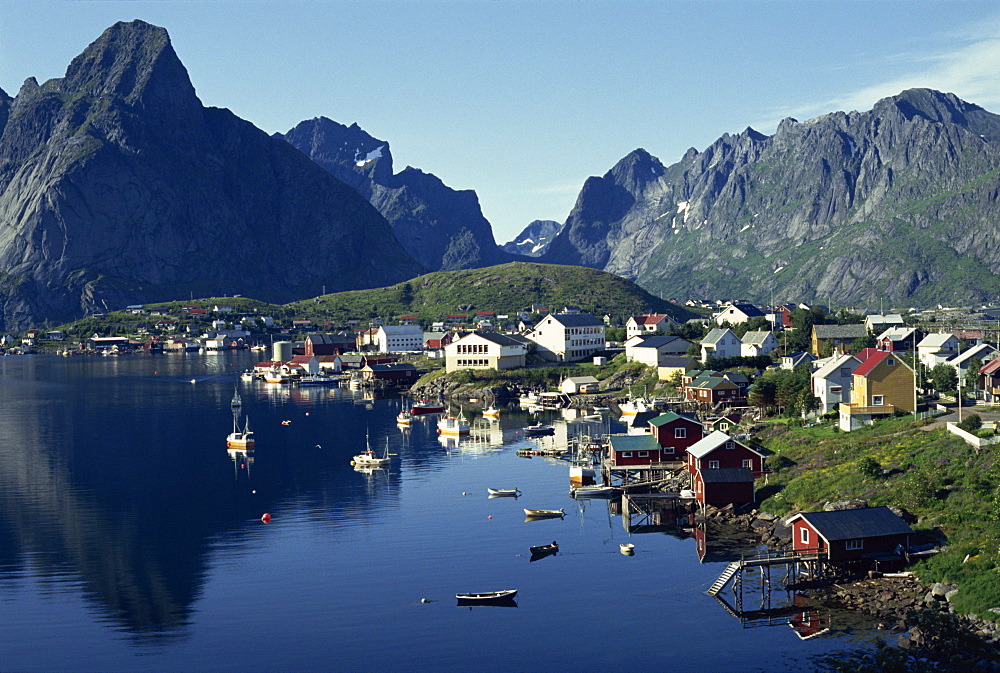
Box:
[854,350,894,377]
[981,358,1000,375]
[634,314,670,325]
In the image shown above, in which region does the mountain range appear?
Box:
[541,88,1000,307]
[3,19,1000,332]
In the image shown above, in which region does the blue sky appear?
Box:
[4,1,1000,243]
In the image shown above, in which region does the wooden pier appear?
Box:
[621,492,696,533]
[707,548,829,615]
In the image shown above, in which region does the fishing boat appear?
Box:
[618,397,651,417]
[352,434,391,467]
[482,404,500,419]
[487,488,520,497]
[529,542,558,554]
[240,370,255,382]
[299,374,337,385]
[523,422,554,437]
[411,400,446,415]
[263,369,290,384]
[230,387,242,410]
[437,413,470,436]
[620,543,635,555]
[226,416,255,449]
[396,410,413,425]
[569,463,597,485]
[523,508,564,518]
[455,589,517,602]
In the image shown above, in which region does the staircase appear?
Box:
[707,561,741,596]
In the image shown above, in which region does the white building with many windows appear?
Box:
[525,312,606,362]
[444,332,528,371]
[374,325,424,352]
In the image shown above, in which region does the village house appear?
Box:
[876,326,923,352]
[950,343,1000,386]
[288,354,320,376]
[560,376,600,394]
[607,434,665,467]
[684,372,743,406]
[693,468,755,507]
[657,356,699,382]
[444,332,528,372]
[811,324,868,356]
[360,362,418,384]
[740,330,779,357]
[916,332,961,369]
[979,358,1000,403]
[524,312,605,362]
[700,328,741,360]
[707,413,742,433]
[788,506,912,566]
[838,349,915,431]
[647,411,704,462]
[864,313,905,334]
[686,431,769,478]
[772,304,798,329]
[781,351,817,370]
[304,333,356,356]
[624,335,692,367]
[625,314,676,338]
[811,352,862,413]
[714,302,767,326]
[374,325,424,353]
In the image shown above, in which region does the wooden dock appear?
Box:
[707,548,829,615]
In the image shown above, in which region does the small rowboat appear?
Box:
[487,488,520,497]
[455,589,517,602]
[529,541,558,555]
[523,508,564,519]
[620,543,635,555]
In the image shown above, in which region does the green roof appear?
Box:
[649,411,699,427]
[609,435,660,452]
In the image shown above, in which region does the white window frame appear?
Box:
[742,459,752,468]
[708,460,720,469]
[675,427,687,439]
[621,451,633,458]
[872,395,884,406]
[845,539,864,551]
[638,451,649,458]
[800,527,809,545]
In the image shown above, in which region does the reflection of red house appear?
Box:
[648,412,703,462]
[693,468,755,507]
[789,594,831,640]
[608,435,663,466]
[788,507,912,563]
[686,431,769,477]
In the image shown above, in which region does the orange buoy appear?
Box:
[488,515,492,519]
[261,513,271,523]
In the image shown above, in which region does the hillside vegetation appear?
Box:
[757,417,999,616]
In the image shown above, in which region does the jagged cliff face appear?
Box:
[501,219,563,257]
[543,89,1000,306]
[281,117,513,271]
[0,21,422,331]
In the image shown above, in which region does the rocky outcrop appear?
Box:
[281,117,515,271]
[501,219,563,257]
[0,21,423,331]
[541,89,1000,307]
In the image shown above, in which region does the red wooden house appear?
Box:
[647,412,704,462]
[608,435,663,466]
[787,506,912,564]
[684,375,743,405]
[686,431,769,477]
[693,467,755,507]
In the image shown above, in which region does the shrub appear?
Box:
[957,413,982,432]
[857,456,882,479]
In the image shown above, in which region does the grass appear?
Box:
[757,416,1000,616]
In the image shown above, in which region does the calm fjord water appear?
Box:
[0,353,878,672]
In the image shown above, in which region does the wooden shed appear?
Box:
[787,506,912,564]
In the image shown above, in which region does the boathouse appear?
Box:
[787,506,912,564]
[360,362,418,385]
[647,412,704,461]
[608,435,663,466]
[686,431,769,478]
[693,467,755,507]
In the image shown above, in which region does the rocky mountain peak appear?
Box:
[61,20,199,111]
[281,117,394,188]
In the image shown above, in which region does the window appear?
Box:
[840,367,850,378]
[674,428,687,439]
[638,451,649,458]
[725,441,734,450]
[708,460,720,469]
[845,539,864,551]
[663,446,674,454]
[801,528,810,544]
[872,395,884,406]
[887,358,895,366]
[621,451,633,458]
[742,459,752,468]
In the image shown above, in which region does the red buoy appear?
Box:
[261,513,271,523]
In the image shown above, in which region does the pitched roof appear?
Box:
[813,353,862,379]
[722,303,766,317]
[791,506,913,541]
[648,411,701,427]
[659,356,699,368]
[609,434,660,452]
[949,343,999,366]
[699,467,755,483]
[982,358,1000,375]
[563,376,599,384]
[632,335,688,349]
[918,333,959,348]
[702,328,736,345]
[742,330,776,346]
[462,331,527,347]
[813,324,868,339]
[853,350,891,377]
[687,431,767,459]
[631,313,673,325]
[546,312,604,327]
